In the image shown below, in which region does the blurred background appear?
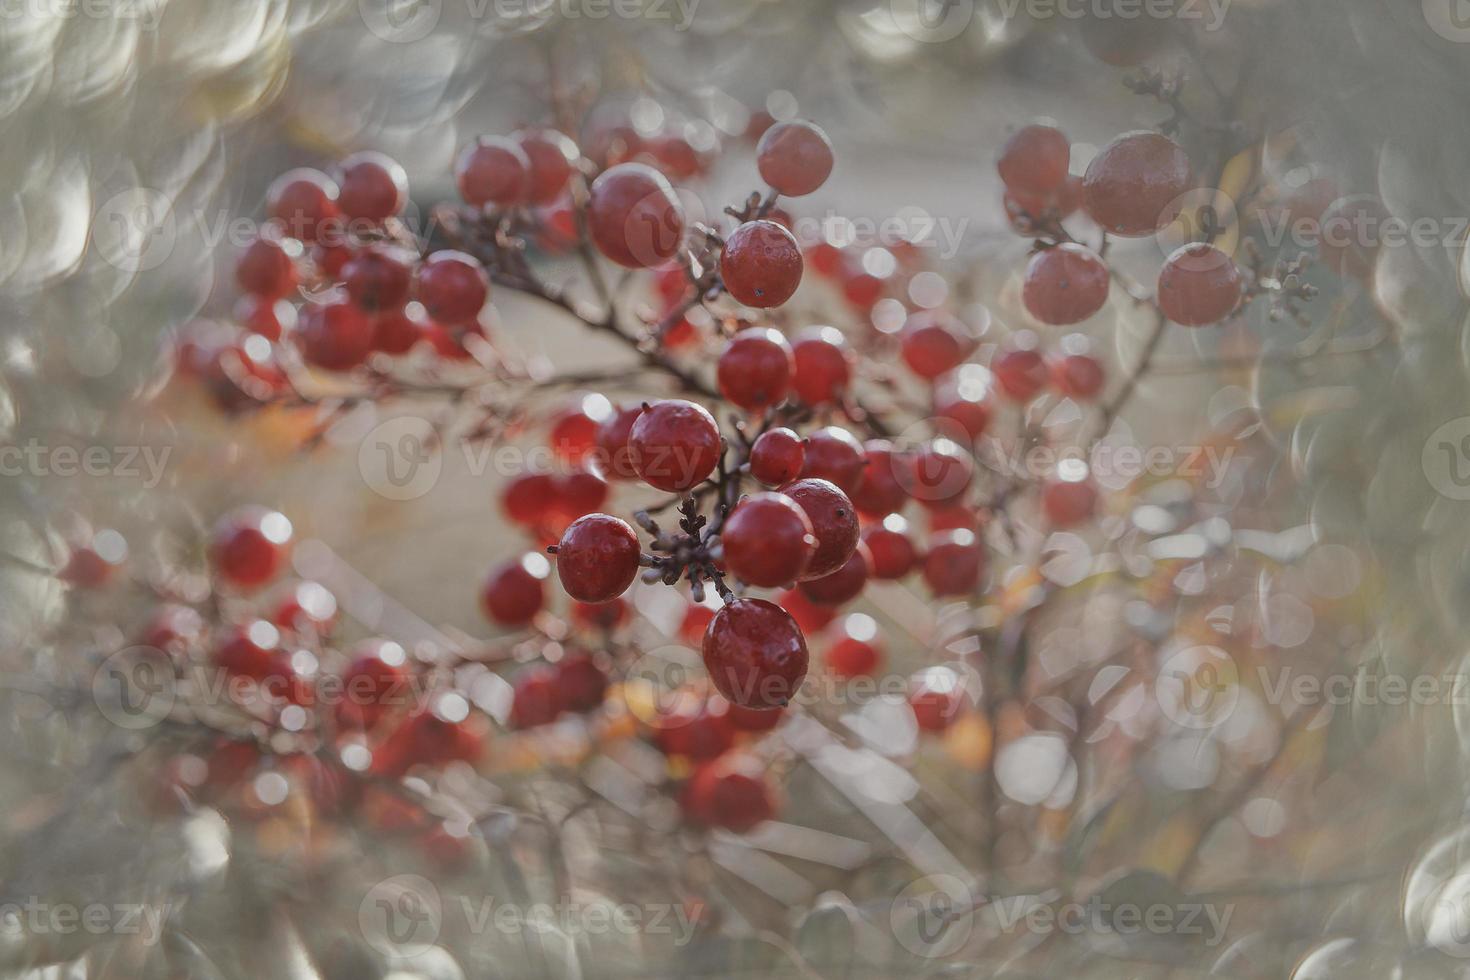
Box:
[5,0,1470,976]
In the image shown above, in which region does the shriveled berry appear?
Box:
[1022,243,1110,325]
[628,399,722,493]
[417,250,489,326]
[863,515,919,579]
[266,168,339,243]
[1081,131,1193,237]
[210,506,293,590]
[749,427,805,486]
[781,477,860,580]
[481,555,548,627]
[515,129,579,206]
[587,162,685,268]
[756,120,834,197]
[344,244,413,311]
[1156,243,1242,326]
[299,299,374,371]
[998,124,1070,197]
[554,514,641,603]
[923,529,985,597]
[720,220,803,308]
[717,327,793,411]
[899,310,976,380]
[721,492,816,588]
[790,327,852,405]
[797,541,870,607]
[455,136,531,207]
[991,347,1049,403]
[702,598,809,709]
[335,151,407,222]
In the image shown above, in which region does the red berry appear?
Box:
[778,587,836,634]
[455,136,531,207]
[571,596,628,632]
[587,162,685,269]
[680,600,717,646]
[682,754,776,832]
[558,653,610,712]
[790,327,852,406]
[510,664,563,728]
[1041,476,1098,527]
[213,620,281,681]
[1156,243,1242,326]
[628,399,722,493]
[481,555,548,627]
[798,541,870,607]
[654,697,735,760]
[805,241,843,278]
[199,337,287,412]
[998,124,1070,197]
[841,268,886,310]
[236,233,297,299]
[899,310,976,380]
[934,372,994,441]
[312,241,352,278]
[61,531,127,589]
[781,478,860,580]
[749,427,805,486]
[273,580,339,634]
[756,120,834,197]
[721,492,817,588]
[928,504,980,533]
[903,440,974,509]
[514,129,579,206]
[717,327,793,411]
[374,699,482,775]
[863,515,919,579]
[138,603,205,652]
[799,426,865,494]
[720,220,803,308]
[344,244,413,311]
[594,403,644,480]
[417,250,489,326]
[373,305,425,355]
[850,440,908,518]
[1051,344,1105,400]
[551,468,610,527]
[233,294,294,341]
[335,151,407,222]
[337,639,409,730]
[910,666,965,732]
[210,506,293,590]
[991,347,1049,403]
[923,529,985,597]
[825,614,882,678]
[1081,131,1193,237]
[549,395,612,462]
[299,299,374,371]
[702,597,809,709]
[1022,243,1110,325]
[720,695,786,732]
[554,514,641,603]
[502,472,556,528]
[266,168,339,243]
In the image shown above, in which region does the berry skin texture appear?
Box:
[554,514,642,603]
[417,250,489,326]
[851,440,909,518]
[756,120,834,197]
[717,327,793,411]
[899,311,975,380]
[721,492,817,588]
[266,168,339,243]
[335,151,408,222]
[682,755,776,832]
[1081,131,1193,237]
[1051,351,1106,400]
[628,399,722,493]
[344,245,413,311]
[514,129,579,206]
[992,348,1050,403]
[236,235,297,299]
[904,440,975,509]
[997,124,1070,197]
[595,403,644,480]
[587,162,686,269]
[1022,243,1110,325]
[790,327,852,406]
[210,506,293,590]
[799,426,865,495]
[798,541,871,607]
[1041,478,1099,527]
[1156,243,1243,326]
[923,529,985,597]
[702,597,809,710]
[481,556,547,627]
[299,299,375,371]
[749,427,806,486]
[720,220,804,308]
[455,136,530,207]
[864,518,919,579]
[781,478,860,580]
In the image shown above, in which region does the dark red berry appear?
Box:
[558,653,610,713]
[373,305,425,355]
[781,478,860,580]
[721,492,816,588]
[1156,243,1242,326]
[720,220,803,308]
[923,529,985,597]
[717,327,793,411]
[850,440,908,518]
[455,136,531,207]
[749,427,805,486]
[682,754,776,832]
[790,327,851,405]
[510,664,563,728]
[863,516,919,579]
[702,597,809,710]
[210,506,293,590]
[502,472,557,528]
[756,120,834,197]
[299,299,374,371]
[554,514,641,603]
[910,667,965,732]
[551,468,610,527]
[481,555,548,627]
[337,639,409,730]
[1041,476,1099,527]
[798,541,870,607]
[991,347,1049,403]
[344,244,413,311]
[825,614,882,678]
[587,162,685,269]
[799,426,865,495]
[266,168,339,243]
[778,587,836,634]
[515,129,579,206]
[899,310,976,380]
[1022,243,1110,325]
[654,697,735,761]
[236,233,297,299]
[1051,343,1105,400]
[1081,131,1193,237]
[213,620,281,681]
[594,403,644,480]
[628,399,722,493]
[417,250,489,326]
[335,151,407,222]
[902,440,974,509]
[998,124,1070,197]
[233,294,294,341]
[934,373,993,442]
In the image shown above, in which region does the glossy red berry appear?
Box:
[781,478,860,580]
[998,124,1070,197]
[702,597,809,709]
[213,620,281,681]
[594,403,644,480]
[923,529,985,597]
[682,754,776,832]
[1081,131,1193,237]
[825,614,882,678]
[344,244,413,311]
[514,129,579,206]
[798,541,870,607]
[1156,243,1242,326]
[338,639,409,730]
[1022,243,1110,325]
[210,506,293,590]
[373,305,425,355]
[628,399,722,493]
[903,440,974,509]
[899,310,976,380]
[863,515,919,579]
[455,136,531,207]
[790,327,852,406]
[799,426,865,495]
[558,653,610,713]
[991,347,1050,403]
[1051,347,1105,400]
[236,234,297,299]
[756,120,834,197]
[587,162,685,269]
[335,151,407,222]
[749,427,806,486]
[266,168,339,243]
[233,294,294,341]
[417,250,489,326]
[910,667,965,732]
[481,555,548,627]
[720,220,803,308]
[850,440,908,518]
[1041,476,1099,527]
[717,327,793,411]
[554,514,641,603]
[299,299,374,371]
[510,664,563,729]
[721,493,817,588]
